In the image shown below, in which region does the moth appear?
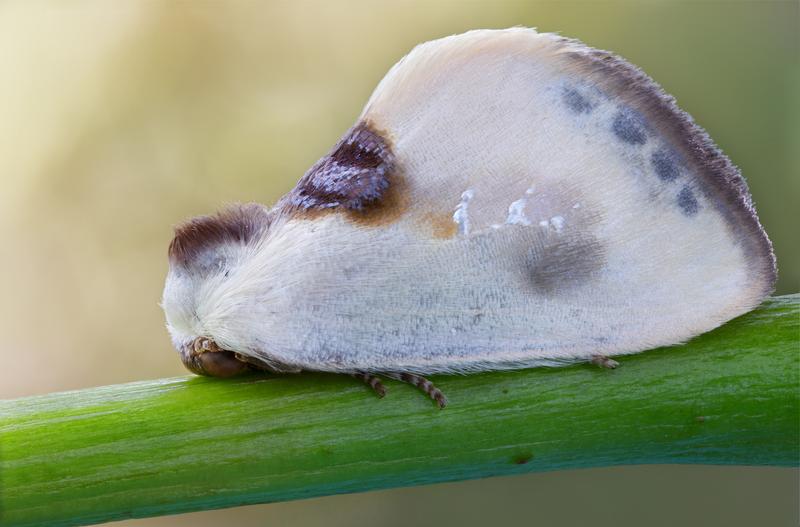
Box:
[162,28,776,408]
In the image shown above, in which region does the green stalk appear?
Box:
[1,295,798,527]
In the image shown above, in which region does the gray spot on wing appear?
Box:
[612,108,647,145]
[561,38,775,294]
[651,149,681,182]
[677,186,700,216]
[562,87,596,114]
[527,233,606,294]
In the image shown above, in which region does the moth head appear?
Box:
[161,203,272,375]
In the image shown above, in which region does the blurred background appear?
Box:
[0,1,797,525]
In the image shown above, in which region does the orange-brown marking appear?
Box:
[422,211,458,239]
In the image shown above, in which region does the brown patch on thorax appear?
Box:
[168,203,272,267]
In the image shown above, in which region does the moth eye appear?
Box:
[190,350,250,378]
[200,351,249,377]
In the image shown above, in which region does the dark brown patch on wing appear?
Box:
[344,168,410,226]
[286,121,397,213]
[168,203,272,267]
[559,39,776,296]
[285,167,410,228]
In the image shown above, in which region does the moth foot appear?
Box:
[353,372,387,398]
[591,355,619,369]
[386,372,448,409]
[192,336,222,354]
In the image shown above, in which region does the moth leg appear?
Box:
[386,372,448,409]
[193,336,222,353]
[591,355,619,369]
[352,372,387,398]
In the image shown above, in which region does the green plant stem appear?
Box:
[1,295,798,526]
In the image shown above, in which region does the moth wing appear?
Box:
[355,29,775,352]
[243,28,775,373]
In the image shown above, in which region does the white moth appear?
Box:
[162,28,776,408]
